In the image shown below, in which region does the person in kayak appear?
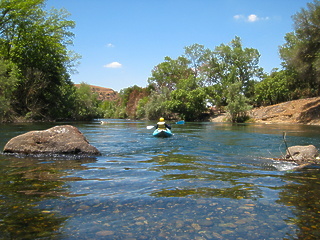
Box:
[156,117,171,130]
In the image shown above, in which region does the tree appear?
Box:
[279,0,320,97]
[212,36,263,99]
[0,59,19,122]
[72,83,100,120]
[204,37,263,121]
[136,96,149,119]
[226,82,252,122]
[184,43,210,80]
[168,88,207,121]
[100,100,117,119]
[148,56,193,92]
[254,70,293,106]
[145,37,263,122]
[145,87,171,120]
[0,0,80,120]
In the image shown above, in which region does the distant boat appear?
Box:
[176,120,185,124]
[100,121,108,125]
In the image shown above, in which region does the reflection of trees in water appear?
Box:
[277,169,320,239]
[145,152,264,200]
[0,156,96,239]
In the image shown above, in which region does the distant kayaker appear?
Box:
[156,117,171,130]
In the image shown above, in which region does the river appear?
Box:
[0,120,320,239]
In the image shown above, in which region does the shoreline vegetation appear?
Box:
[1,1,320,124]
[4,94,320,126]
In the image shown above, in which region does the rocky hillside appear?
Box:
[75,84,118,101]
[250,97,320,125]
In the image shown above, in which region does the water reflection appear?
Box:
[278,169,320,239]
[0,121,319,239]
[0,155,96,239]
[145,152,269,200]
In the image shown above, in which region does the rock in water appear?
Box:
[286,145,318,161]
[3,125,100,155]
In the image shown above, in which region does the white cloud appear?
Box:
[233,14,245,20]
[248,14,259,22]
[233,14,269,23]
[106,43,114,48]
[104,62,122,68]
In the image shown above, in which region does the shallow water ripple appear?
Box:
[0,120,320,239]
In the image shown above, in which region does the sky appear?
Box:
[46,0,311,92]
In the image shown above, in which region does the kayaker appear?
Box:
[156,117,171,130]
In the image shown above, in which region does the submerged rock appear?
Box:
[3,125,100,156]
[285,145,319,162]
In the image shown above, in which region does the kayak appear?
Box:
[176,120,185,124]
[153,128,173,138]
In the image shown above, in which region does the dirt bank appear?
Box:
[250,97,320,125]
[211,97,320,125]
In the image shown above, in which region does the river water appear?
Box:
[0,120,320,239]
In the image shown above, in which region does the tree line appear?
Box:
[103,0,320,122]
[0,0,100,122]
[1,0,320,123]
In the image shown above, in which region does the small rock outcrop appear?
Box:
[285,145,319,162]
[3,125,100,155]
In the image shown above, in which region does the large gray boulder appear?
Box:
[3,125,100,155]
[285,145,318,161]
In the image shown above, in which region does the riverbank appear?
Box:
[211,97,320,125]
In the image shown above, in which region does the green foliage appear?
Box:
[199,37,263,121]
[143,37,264,122]
[136,97,149,119]
[254,70,293,106]
[0,59,19,122]
[212,36,263,98]
[99,100,117,118]
[148,56,193,91]
[72,83,101,120]
[0,0,84,122]
[2,0,318,123]
[225,82,252,122]
[144,88,171,120]
[165,76,206,121]
[184,43,211,79]
[279,0,320,98]
[168,87,207,121]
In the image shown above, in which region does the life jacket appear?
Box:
[157,121,166,130]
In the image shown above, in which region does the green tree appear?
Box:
[184,43,210,80]
[254,70,293,106]
[148,56,193,92]
[204,37,263,121]
[146,37,263,122]
[72,83,100,120]
[212,36,263,99]
[136,96,149,119]
[99,100,117,118]
[167,77,207,121]
[145,87,171,120]
[226,82,252,122]
[0,0,79,121]
[0,58,19,122]
[279,0,320,97]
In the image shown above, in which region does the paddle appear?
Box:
[146,125,154,129]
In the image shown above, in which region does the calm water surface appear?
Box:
[0,120,320,239]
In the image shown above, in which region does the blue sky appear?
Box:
[46,0,311,92]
